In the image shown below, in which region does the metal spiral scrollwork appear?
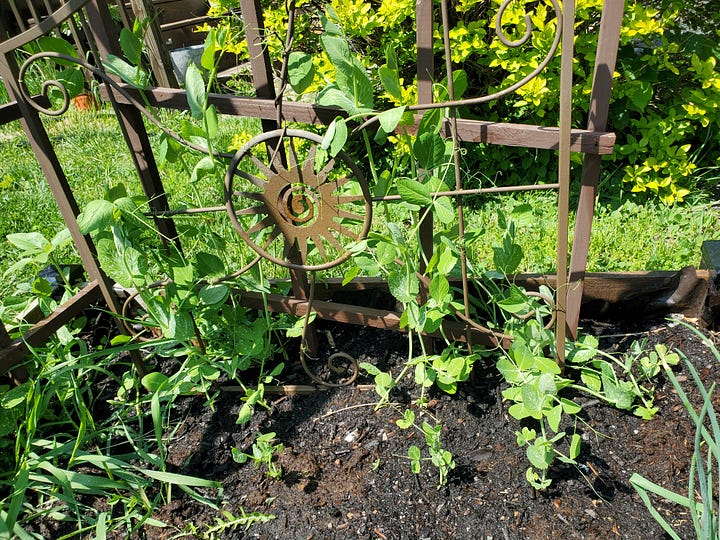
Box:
[17,52,235,159]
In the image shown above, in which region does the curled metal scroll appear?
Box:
[17,51,234,159]
[299,272,359,387]
[357,0,563,133]
[510,290,557,330]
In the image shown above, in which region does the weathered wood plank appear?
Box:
[101,84,616,154]
[0,280,102,374]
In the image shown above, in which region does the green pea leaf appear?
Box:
[413,131,446,170]
[185,63,207,119]
[397,178,432,206]
[378,106,406,134]
[288,51,316,94]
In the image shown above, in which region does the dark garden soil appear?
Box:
[35,314,720,539]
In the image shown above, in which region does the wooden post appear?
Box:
[127,0,178,88]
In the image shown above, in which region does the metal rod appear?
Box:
[556,0,575,369]
[440,0,472,352]
[372,183,560,202]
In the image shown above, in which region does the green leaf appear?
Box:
[38,36,79,64]
[397,178,432,205]
[560,397,582,415]
[493,242,523,274]
[32,277,52,297]
[342,265,361,286]
[335,60,374,111]
[6,232,50,254]
[185,63,207,119]
[199,284,229,306]
[409,447,421,474]
[520,382,544,419]
[378,106,406,134]
[600,363,636,410]
[433,196,455,224]
[317,86,364,116]
[50,228,72,251]
[201,28,217,70]
[329,118,348,157]
[396,409,415,429]
[508,402,533,420]
[497,285,529,314]
[288,51,316,94]
[546,404,562,432]
[103,55,146,88]
[321,34,352,68]
[436,247,458,274]
[55,68,84,99]
[569,433,581,460]
[413,131,447,170]
[497,357,521,384]
[379,65,402,101]
[359,362,381,376]
[141,372,169,392]
[418,108,444,137]
[77,199,115,234]
[535,355,562,375]
[204,105,219,139]
[428,274,450,304]
[388,270,419,304]
[581,369,602,392]
[119,27,143,66]
[527,440,553,470]
[193,252,225,279]
[190,156,216,183]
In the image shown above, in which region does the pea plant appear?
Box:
[285,11,676,490]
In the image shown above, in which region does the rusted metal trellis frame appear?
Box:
[0,0,625,378]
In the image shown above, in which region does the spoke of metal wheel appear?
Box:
[259,227,282,250]
[235,191,266,202]
[249,154,275,180]
[335,208,364,221]
[287,136,300,171]
[328,221,359,240]
[234,203,269,216]
[235,168,268,188]
[322,233,345,253]
[247,215,276,235]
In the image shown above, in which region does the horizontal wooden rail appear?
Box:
[102,84,616,154]
[0,95,51,125]
[0,101,22,125]
[0,280,102,374]
[237,290,509,348]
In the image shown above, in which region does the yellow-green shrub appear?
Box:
[205,0,719,204]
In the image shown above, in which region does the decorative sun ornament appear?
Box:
[225,129,372,271]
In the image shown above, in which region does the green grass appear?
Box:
[1,104,718,312]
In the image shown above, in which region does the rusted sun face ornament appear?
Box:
[225,129,372,272]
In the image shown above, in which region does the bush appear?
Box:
[206,0,720,204]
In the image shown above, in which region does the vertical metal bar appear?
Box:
[416,0,434,276]
[85,0,180,250]
[439,0,472,351]
[556,0,575,368]
[240,0,280,136]
[238,0,317,353]
[8,0,27,32]
[566,0,624,338]
[26,0,41,26]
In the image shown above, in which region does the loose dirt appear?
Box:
[135,315,718,540]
